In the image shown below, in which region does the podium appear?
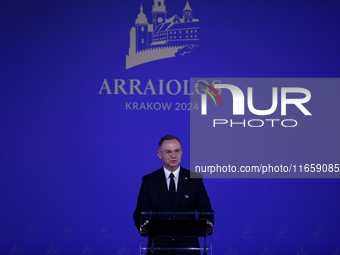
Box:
[139,212,214,255]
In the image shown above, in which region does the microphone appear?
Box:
[194,187,201,218]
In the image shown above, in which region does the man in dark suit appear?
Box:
[133,135,214,254]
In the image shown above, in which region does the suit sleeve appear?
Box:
[195,178,214,224]
[133,176,151,231]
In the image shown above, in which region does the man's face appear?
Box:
[157,139,182,172]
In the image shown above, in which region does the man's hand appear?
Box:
[206,220,213,234]
[140,220,149,235]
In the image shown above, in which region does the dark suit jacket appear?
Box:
[133,166,214,229]
[134,167,214,254]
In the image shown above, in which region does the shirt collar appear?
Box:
[163,166,180,179]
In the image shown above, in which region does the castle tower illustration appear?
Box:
[152,0,166,30]
[135,4,149,52]
[126,0,200,69]
[183,1,193,22]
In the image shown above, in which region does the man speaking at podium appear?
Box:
[134,135,214,254]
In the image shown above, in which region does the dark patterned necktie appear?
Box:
[169,173,176,209]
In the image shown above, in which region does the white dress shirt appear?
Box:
[163,166,180,192]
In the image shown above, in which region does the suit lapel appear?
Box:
[154,168,172,211]
[173,167,189,211]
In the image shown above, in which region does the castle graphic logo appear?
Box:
[126,0,200,69]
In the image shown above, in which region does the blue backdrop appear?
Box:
[1,0,340,254]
